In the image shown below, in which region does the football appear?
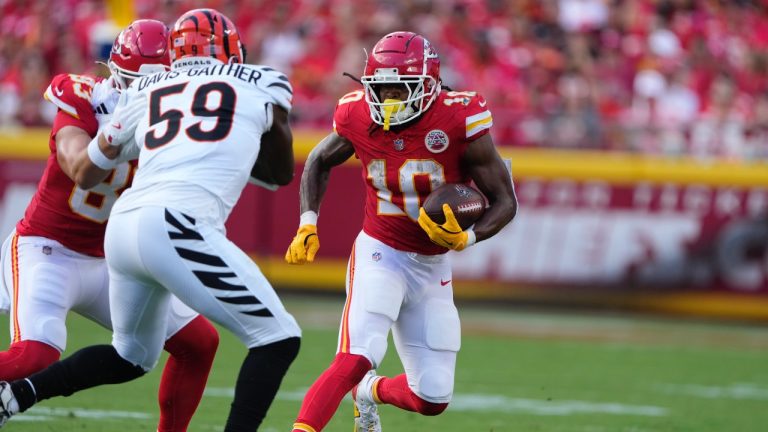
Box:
[422,183,485,230]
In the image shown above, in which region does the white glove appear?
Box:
[93,78,120,129]
[102,89,142,147]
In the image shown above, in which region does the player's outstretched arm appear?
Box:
[285,132,354,264]
[59,88,144,189]
[462,134,518,242]
[251,105,294,186]
[300,132,355,215]
[56,125,118,190]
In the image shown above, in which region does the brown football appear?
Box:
[422,183,485,230]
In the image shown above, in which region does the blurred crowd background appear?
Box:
[2,0,768,158]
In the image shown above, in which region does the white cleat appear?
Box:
[353,370,382,432]
[0,381,19,427]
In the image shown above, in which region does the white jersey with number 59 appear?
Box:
[111,58,292,226]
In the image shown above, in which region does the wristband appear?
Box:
[299,210,318,226]
[87,135,118,170]
[465,228,477,248]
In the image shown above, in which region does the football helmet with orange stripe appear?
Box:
[362,31,441,128]
[170,8,244,64]
[108,19,171,91]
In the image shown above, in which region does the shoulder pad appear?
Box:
[44,74,97,119]
[251,65,293,112]
[440,91,492,139]
[333,90,366,134]
[337,90,366,106]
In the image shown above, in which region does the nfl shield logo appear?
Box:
[455,184,471,197]
[372,251,382,262]
[393,138,404,151]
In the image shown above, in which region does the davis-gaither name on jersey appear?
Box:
[137,60,265,92]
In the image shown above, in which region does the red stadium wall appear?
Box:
[2,129,768,320]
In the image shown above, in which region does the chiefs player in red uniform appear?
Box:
[0,20,218,432]
[285,31,517,432]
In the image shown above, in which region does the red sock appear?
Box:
[377,374,448,416]
[158,316,219,432]
[292,353,371,432]
[0,340,60,381]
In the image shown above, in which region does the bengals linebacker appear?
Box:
[0,20,218,432]
[0,9,300,432]
[286,31,517,431]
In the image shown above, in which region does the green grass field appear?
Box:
[2,292,768,432]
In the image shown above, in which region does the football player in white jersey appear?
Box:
[0,9,301,432]
[0,20,219,432]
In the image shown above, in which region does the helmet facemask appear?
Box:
[108,61,168,91]
[362,71,439,130]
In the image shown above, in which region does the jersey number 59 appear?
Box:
[145,81,236,149]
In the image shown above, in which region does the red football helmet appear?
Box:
[169,8,244,64]
[108,19,171,91]
[361,31,441,127]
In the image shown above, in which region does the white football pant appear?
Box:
[105,206,301,370]
[341,230,461,404]
[0,230,198,352]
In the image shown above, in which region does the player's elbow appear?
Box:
[74,171,100,190]
[271,168,294,186]
[73,164,110,190]
[507,195,519,220]
[495,192,518,223]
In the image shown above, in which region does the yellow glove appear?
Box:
[417,204,476,251]
[285,224,320,264]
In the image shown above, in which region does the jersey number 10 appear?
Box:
[367,159,446,220]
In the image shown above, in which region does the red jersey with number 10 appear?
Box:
[333,89,493,255]
[16,74,134,257]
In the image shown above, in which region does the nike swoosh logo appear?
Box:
[440,279,451,286]
[479,100,487,107]
[54,87,64,97]
[112,123,122,129]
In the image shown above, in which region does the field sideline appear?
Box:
[1,292,767,431]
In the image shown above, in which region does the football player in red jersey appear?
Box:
[0,20,219,432]
[285,31,517,432]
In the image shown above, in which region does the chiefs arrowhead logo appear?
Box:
[424,129,449,154]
